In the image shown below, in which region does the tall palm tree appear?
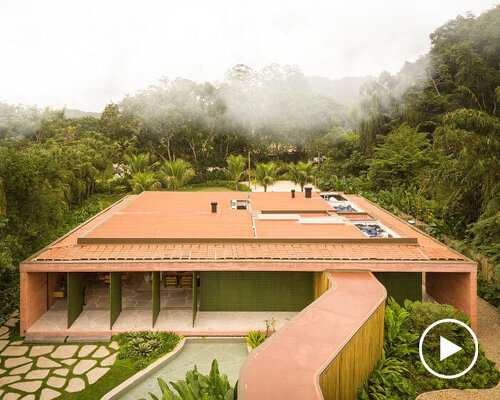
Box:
[287,161,317,191]
[161,159,195,191]
[225,154,246,191]
[124,153,152,175]
[129,172,161,193]
[254,162,278,192]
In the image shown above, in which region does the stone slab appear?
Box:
[47,376,66,389]
[65,377,85,393]
[78,344,97,357]
[87,367,110,384]
[40,388,61,400]
[9,380,42,393]
[5,318,19,327]
[92,346,110,358]
[101,353,118,367]
[51,345,78,359]
[25,369,50,380]
[3,393,21,400]
[1,345,28,356]
[0,375,21,386]
[73,359,97,375]
[5,357,31,368]
[54,368,69,377]
[10,362,32,375]
[29,345,54,357]
[36,356,61,368]
[0,339,9,351]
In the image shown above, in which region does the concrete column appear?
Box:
[426,271,477,331]
[20,272,48,336]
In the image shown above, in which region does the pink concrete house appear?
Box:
[19,190,476,398]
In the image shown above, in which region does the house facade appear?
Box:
[20,190,476,338]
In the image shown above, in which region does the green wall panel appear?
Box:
[152,272,160,327]
[192,272,198,326]
[200,271,313,311]
[374,272,422,305]
[67,272,84,328]
[110,272,122,329]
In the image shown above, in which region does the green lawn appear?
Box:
[2,324,181,400]
[57,359,136,400]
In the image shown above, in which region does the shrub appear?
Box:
[142,359,236,400]
[358,299,500,399]
[117,331,181,370]
[245,330,269,349]
[477,278,500,309]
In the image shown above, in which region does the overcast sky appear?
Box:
[0,0,496,111]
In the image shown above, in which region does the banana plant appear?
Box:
[141,359,236,400]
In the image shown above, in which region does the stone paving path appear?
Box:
[0,311,118,399]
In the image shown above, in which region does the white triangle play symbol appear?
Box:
[440,336,462,361]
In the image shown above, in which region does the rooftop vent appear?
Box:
[305,187,312,198]
[211,202,217,213]
[291,189,295,198]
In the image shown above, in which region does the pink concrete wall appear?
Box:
[20,272,48,335]
[426,271,477,331]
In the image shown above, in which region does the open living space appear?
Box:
[19,189,477,398]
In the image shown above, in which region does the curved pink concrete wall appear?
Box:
[238,271,387,400]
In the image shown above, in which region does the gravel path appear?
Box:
[417,297,500,400]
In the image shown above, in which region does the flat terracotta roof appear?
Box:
[251,191,333,212]
[254,219,366,239]
[81,191,254,240]
[25,191,470,263]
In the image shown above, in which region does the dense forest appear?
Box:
[0,6,499,322]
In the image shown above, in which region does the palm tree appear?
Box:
[124,153,152,175]
[129,172,161,193]
[287,161,317,191]
[254,162,278,192]
[225,154,246,191]
[161,159,195,191]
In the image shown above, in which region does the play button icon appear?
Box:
[419,318,478,379]
[440,336,462,361]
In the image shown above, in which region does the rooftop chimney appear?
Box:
[211,202,217,213]
[291,189,295,198]
[305,187,312,198]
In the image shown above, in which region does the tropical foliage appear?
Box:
[245,331,269,349]
[225,154,247,191]
[287,161,317,191]
[117,331,181,370]
[142,359,236,400]
[358,299,500,399]
[253,162,279,192]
